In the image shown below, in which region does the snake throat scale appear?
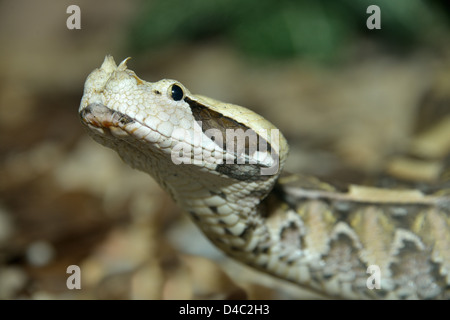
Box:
[79,56,450,299]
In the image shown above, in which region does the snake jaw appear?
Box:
[80,103,136,140]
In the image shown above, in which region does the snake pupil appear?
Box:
[170,84,184,101]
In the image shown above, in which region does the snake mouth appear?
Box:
[79,102,137,139]
[79,102,174,152]
[80,103,134,128]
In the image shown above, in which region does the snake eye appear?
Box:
[170,84,184,101]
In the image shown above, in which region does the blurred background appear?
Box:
[0,0,449,299]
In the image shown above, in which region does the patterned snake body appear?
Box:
[79,56,450,299]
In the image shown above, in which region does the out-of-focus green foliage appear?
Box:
[128,0,449,62]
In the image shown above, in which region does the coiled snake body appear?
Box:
[79,56,450,299]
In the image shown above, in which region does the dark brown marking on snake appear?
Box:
[280,221,302,248]
[252,245,270,255]
[189,211,200,221]
[372,289,389,299]
[286,259,295,266]
[214,237,225,245]
[184,97,277,181]
[80,103,135,127]
[216,163,271,181]
[185,96,251,142]
[238,225,250,239]
[248,188,269,199]
[118,113,134,126]
[209,206,218,214]
[390,240,447,299]
[319,233,367,283]
[210,190,227,200]
[322,273,333,280]
[184,96,275,159]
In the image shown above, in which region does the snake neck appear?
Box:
[109,138,279,254]
[171,169,300,275]
[154,159,280,258]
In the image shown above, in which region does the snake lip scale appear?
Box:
[79,56,450,299]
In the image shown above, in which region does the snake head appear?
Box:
[79,56,288,205]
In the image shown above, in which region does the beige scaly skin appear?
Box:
[79,56,450,299]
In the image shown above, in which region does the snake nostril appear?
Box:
[79,105,92,119]
[118,114,134,125]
